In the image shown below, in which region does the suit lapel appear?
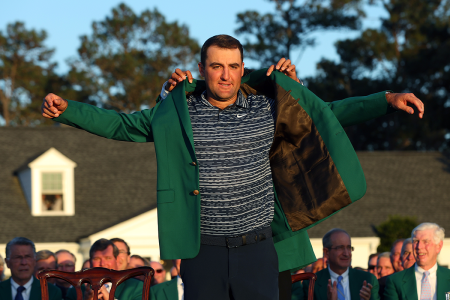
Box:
[348,268,361,300]
[163,278,178,300]
[402,267,418,300]
[0,279,13,300]
[30,277,41,300]
[316,269,331,300]
[436,265,450,300]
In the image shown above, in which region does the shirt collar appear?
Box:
[329,267,349,282]
[199,90,249,109]
[415,262,438,275]
[11,276,33,290]
[176,275,183,286]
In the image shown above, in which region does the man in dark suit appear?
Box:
[302,229,379,300]
[0,237,61,300]
[384,223,450,300]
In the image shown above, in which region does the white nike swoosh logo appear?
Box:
[236,114,247,118]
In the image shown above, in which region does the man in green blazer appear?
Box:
[301,229,379,300]
[42,35,424,299]
[149,276,182,300]
[0,237,62,300]
[65,239,143,300]
[384,223,450,300]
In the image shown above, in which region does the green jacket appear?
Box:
[0,277,62,300]
[384,265,450,300]
[65,278,143,300]
[54,69,391,271]
[303,268,380,300]
[149,278,178,300]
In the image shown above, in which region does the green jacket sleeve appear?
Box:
[326,91,394,128]
[54,100,161,142]
[383,276,400,300]
[291,281,305,300]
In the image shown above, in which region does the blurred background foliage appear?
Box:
[1,0,449,152]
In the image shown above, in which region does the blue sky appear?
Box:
[0,0,386,79]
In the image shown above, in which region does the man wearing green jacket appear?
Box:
[384,223,450,300]
[0,237,62,300]
[65,239,143,300]
[42,34,424,300]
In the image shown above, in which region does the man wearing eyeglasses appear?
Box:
[384,223,450,300]
[111,238,131,271]
[303,229,379,300]
[0,237,61,300]
[54,249,76,298]
[150,261,166,285]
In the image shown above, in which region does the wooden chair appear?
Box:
[291,272,317,300]
[37,267,154,300]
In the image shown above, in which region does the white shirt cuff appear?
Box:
[160,81,170,100]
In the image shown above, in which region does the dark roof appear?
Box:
[0,127,157,243]
[307,151,450,238]
[1,127,449,243]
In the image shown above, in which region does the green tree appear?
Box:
[235,0,365,67]
[306,0,450,151]
[67,3,200,112]
[0,22,57,126]
[374,215,418,253]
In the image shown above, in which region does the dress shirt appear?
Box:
[329,268,351,300]
[11,277,33,300]
[177,276,184,300]
[415,263,438,300]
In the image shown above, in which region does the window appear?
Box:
[17,147,76,216]
[41,172,64,211]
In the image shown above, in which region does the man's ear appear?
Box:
[323,248,329,259]
[198,62,205,77]
[241,62,245,77]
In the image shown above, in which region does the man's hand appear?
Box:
[327,279,338,300]
[359,280,373,300]
[83,284,94,300]
[41,93,68,118]
[266,58,301,83]
[98,284,110,300]
[386,93,424,118]
[165,69,194,92]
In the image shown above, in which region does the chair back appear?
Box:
[37,267,153,300]
[291,272,317,300]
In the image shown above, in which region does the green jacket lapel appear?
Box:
[0,279,13,300]
[402,267,418,300]
[30,277,42,300]
[436,265,450,300]
[348,268,361,300]
[163,278,178,300]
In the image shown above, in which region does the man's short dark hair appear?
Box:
[390,239,405,254]
[6,237,36,259]
[322,228,350,249]
[110,238,130,255]
[130,255,150,267]
[200,35,244,66]
[36,250,56,262]
[89,238,119,259]
[55,249,77,264]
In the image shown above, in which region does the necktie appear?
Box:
[15,286,26,300]
[337,276,345,300]
[421,271,432,300]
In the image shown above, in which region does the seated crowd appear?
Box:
[0,222,447,300]
[291,222,448,300]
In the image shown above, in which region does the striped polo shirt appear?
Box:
[187,90,276,236]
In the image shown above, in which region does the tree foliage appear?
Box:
[306,0,450,151]
[0,22,57,126]
[235,0,365,67]
[374,215,418,253]
[67,3,200,113]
